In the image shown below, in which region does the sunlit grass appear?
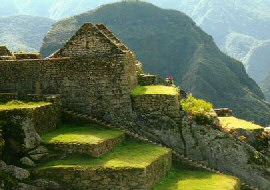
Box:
[41,124,124,145]
[38,140,170,170]
[152,167,240,190]
[131,85,178,96]
[0,100,51,111]
[219,116,263,131]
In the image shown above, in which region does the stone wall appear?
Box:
[53,23,128,58]
[0,23,138,119]
[129,111,270,190]
[0,55,137,119]
[0,103,61,154]
[214,108,233,117]
[35,151,172,190]
[14,53,40,60]
[138,74,168,86]
[0,93,18,102]
[132,94,180,118]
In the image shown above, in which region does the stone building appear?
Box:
[0,23,140,119]
[0,23,270,189]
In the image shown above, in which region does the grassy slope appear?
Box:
[152,167,240,190]
[41,124,124,145]
[40,1,270,125]
[38,140,170,169]
[219,116,263,131]
[131,85,178,96]
[0,101,51,111]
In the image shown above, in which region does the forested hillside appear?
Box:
[40,1,270,125]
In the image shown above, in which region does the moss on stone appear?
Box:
[131,85,178,96]
[152,166,240,190]
[37,140,171,170]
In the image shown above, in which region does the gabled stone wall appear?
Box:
[53,23,127,58]
[0,23,138,119]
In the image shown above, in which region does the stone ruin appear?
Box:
[0,23,269,189]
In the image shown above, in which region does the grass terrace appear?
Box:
[41,124,124,145]
[152,167,240,190]
[219,116,263,131]
[37,140,171,170]
[131,85,178,96]
[0,100,51,111]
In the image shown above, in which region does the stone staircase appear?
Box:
[60,109,259,190]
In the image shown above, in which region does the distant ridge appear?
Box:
[40,1,270,125]
[0,15,54,52]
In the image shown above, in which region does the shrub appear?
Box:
[181,96,213,125]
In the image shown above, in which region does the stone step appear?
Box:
[41,123,125,157]
[34,140,172,190]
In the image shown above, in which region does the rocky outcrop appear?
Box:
[0,160,61,190]
[130,111,270,190]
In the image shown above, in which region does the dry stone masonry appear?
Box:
[35,152,172,190]
[132,94,180,118]
[0,22,269,189]
[46,133,125,157]
[0,23,138,120]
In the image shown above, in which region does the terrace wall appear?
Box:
[35,151,172,190]
[132,94,180,118]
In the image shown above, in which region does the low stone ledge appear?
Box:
[0,93,18,102]
[214,108,233,117]
[138,74,169,86]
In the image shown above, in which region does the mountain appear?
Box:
[2,0,270,85]
[261,72,270,101]
[0,15,54,52]
[40,1,270,125]
[0,0,119,20]
[173,0,270,82]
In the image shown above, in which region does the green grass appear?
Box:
[0,101,51,111]
[38,140,170,170]
[152,167,240,190]
[180,96,213,115]
[41,124,124,145]
[131,85,178,96]
[219,116,263,131]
